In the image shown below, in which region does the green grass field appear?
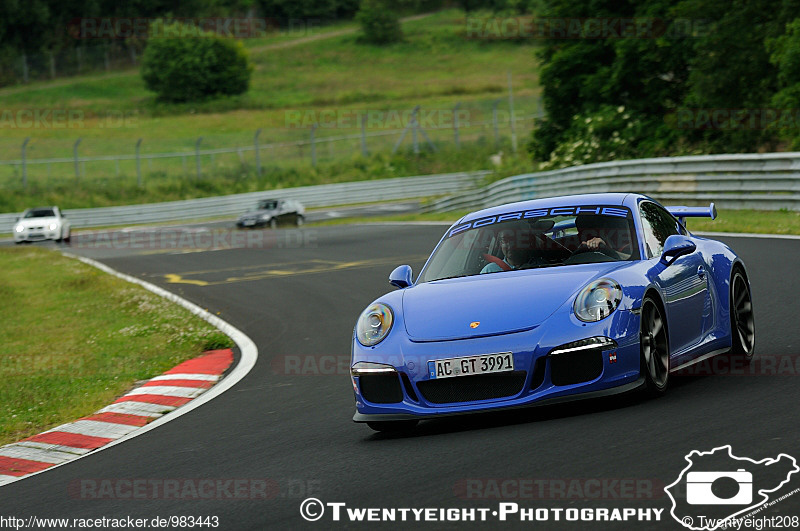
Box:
[0,248,232,446]
[0,9,541,211]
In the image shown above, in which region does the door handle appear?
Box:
[697,265,705,278]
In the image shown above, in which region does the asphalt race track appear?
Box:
[1,223,799,530]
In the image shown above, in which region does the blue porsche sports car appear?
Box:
[351,193,755,432]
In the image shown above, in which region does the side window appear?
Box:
[639,203,681,258]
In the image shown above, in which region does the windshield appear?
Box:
[257,200,278,210]
[23,208,55,218]
[418,205,638,283]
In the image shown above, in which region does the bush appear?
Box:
[141,20,253,102]
[356,0,403,45]
[536,105,652,170]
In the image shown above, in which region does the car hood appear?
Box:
[17,217,58,227]
[402,263,626,342]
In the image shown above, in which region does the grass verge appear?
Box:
[0,248,233,446]
[310,208,800,235]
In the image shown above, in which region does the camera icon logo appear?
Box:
[686,469,753,505]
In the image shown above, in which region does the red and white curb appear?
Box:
[0,254,257,488]
[0,349,233,485]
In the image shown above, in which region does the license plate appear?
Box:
[243,220,256,226]
[428,352,514,379]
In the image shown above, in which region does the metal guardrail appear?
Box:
[0,171,490,233]
[425,152,800,213]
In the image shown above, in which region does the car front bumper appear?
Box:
[13,229,60,242]
[351,307,643,422]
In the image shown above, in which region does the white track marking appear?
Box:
[149,374,220,382]
[96,402,175,417]
[125,386,207,399]
[0,445,78,465]
[15,442,91,455]
[695,231,800,240]
[44,420,140,439]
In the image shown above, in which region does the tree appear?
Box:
[141,20,253,102]
[356,0,403,45]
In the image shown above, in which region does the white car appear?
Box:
[13,206,72,244]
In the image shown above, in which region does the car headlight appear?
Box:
[356,303,394,346]
[573,279,622,322]
[260,214,271,220]
[14,225,24,233]
[49,223,58,231]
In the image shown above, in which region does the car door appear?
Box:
[639,202,708,356]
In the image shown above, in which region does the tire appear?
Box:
[366,420,418,433]
[729,270,755,363]
[296,214,304,227]
[640,296,670,396]
[269,218,278,229]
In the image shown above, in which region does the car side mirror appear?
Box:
[389,265,413,289]
[660,235,696,266]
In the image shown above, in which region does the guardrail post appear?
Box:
[507,70,517,153]
[453,102,461,149]
[310,124,317,167]
[195,137,203,179]
[21,138,30,188]
[135,138,143,187]
[254,129,262,176]
[492,99,501,147]
[412,107,420,155]
[73,138,82,181]
[360,115,368,157]
[49,52,56,79]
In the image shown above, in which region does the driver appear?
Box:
[480,226,539,273]
[573,214,631,259]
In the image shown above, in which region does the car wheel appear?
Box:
[296,214,304,227]
[269,218,278,229]
[729,270,755,363]
[640,296,669,396]
[366,420,418,433]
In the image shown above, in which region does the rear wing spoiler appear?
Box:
[666,203,717,225]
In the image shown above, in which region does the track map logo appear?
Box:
[666,445,799,530]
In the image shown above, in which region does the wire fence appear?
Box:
[0,44,140,87]
[0,95,544,190]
